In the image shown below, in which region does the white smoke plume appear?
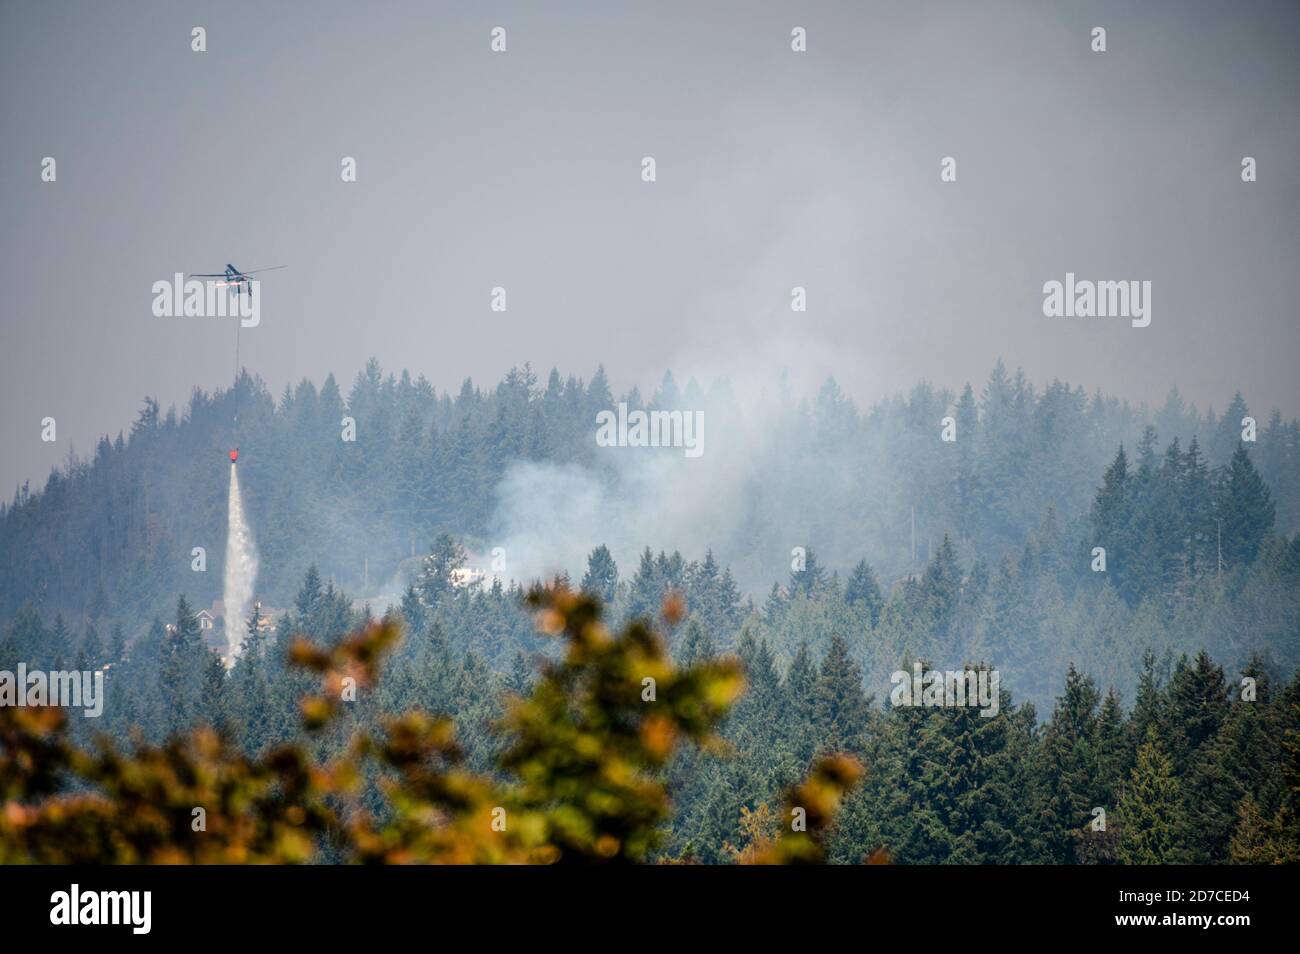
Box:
[485,362,911,596]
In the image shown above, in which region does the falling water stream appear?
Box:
[223,463,259,665]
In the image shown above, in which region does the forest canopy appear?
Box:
[2,361,1298,864]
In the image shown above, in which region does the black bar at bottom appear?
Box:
[0,863,1284,941]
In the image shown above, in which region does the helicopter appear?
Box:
[188,263,286,296]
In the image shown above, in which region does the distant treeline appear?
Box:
[2,359,1298,629]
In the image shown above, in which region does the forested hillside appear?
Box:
[3,359,1298,625]
[5,565,1297,864]
[3,360,1299,863]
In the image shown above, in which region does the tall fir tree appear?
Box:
[1117,731,1182,865]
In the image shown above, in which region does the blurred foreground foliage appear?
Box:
[0,588,860,864]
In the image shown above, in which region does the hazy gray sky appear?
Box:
[3,0,1298,496]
